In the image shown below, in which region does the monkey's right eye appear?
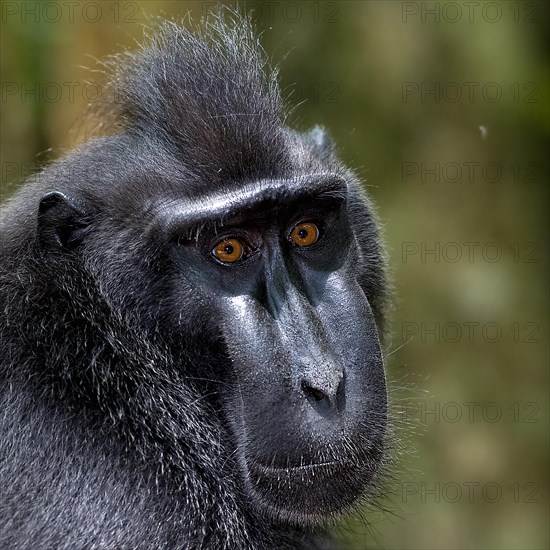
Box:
[212,238,245,264]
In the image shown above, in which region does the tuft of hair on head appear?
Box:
[97,8,288,182]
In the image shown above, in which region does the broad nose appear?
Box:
[300,366,345,416]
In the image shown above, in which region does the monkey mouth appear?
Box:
[243,455,377,524]
[249,459,344,481]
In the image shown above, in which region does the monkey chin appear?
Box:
[243,454,381,525]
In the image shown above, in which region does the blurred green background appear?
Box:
[1,1,548,549]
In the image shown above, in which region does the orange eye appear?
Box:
[290,222,319,247]
[213,238,244,263]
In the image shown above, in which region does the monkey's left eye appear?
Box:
[289,222,320,247]
[212,238,246,263]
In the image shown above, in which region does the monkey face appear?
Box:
[163,174,387,523]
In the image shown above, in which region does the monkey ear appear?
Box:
[307,125,334,158]
[38,191,90,253]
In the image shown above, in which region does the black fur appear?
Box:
[0,12,389,550]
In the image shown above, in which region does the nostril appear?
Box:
[301,380,328,402]
[300,372,346,416]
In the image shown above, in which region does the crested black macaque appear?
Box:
[0,11,390,550]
